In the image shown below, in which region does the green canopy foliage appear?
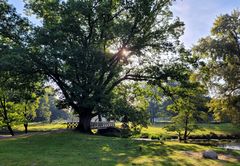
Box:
[0,1,44,134]
[193,9,240,124]
[164,80,208,142]
[21,0,185,132]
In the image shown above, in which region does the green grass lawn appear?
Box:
[4,122,238,137]
[13,122,67,132]
[0,130,239,166]
[141,123,240,138]
[0,122,237,140]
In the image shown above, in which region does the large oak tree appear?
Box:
[24,0,184,133]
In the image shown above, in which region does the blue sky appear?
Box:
[172,0,240,48]
[8,0,240,48]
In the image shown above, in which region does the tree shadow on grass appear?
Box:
[0,131,239,166]
[87,138,197,165]
[88,138,239,165]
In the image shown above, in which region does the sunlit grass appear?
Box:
[141,125,173,136]
[0,131,239,166]
[13,122,67,132]
[6,122,240,139]
[195,123,240,135]
[141,123,240,138]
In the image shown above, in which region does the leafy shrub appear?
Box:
[151,135,160,140]
[140,133,149,138]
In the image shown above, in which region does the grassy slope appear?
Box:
[0,131,239,166]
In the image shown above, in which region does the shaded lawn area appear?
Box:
[0,131,239,166]
[141,123,240,137]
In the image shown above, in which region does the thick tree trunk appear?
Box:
[24,123,28,134]
[23,111,28,134]
[7,123,14,136]
[98,114,102,122]
[183,132,187,143]
[76,112,93,134]
[183,116,189,143]
[2,104,14,136]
